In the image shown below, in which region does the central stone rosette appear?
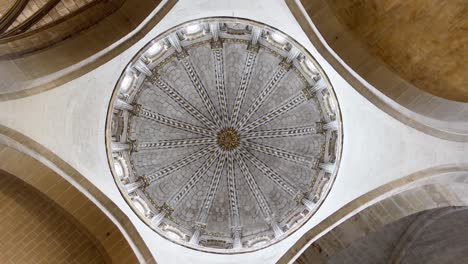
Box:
[217,127,240,151]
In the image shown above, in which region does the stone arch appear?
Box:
[386,207,467,264]
[305,0,468,103]
[0,0,176,101]
[0,124,157,263]
[0,169,112,263]
[294,205,468,264]
[286,0,468,141]
[277,164,468,263]
[294,190,468,263]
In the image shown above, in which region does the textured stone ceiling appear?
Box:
[318,0,468,102]
[320,208,468,264]
[107,18,342,253]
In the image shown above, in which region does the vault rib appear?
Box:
[242,125,316,139]
[243,141,313,166]
[148,76,217,130]
[196,151,227,224]
[212,43,229,127]
[168,149,220,207]
[180,56,222,127]
[143,145,216,184]
[234,150,273,220]
[236,62,290,129]
[231,49,258,126]
[238,147,298,197]
[138,137,216,151]
[226,151,241,228]
[140,107,216,136]
[240,93,306,133]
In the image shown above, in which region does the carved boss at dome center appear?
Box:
[217,127,240,151]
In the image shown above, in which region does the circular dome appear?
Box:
[106,17,342,253]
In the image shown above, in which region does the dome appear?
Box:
[106,17,342,253]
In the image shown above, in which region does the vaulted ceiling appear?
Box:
[0,1,467,263]
[0,170,109,264]
[299,207,468,264]
[0,0,173,100]
[302,0,468,102]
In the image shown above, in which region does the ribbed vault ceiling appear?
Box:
[107,18,342,253]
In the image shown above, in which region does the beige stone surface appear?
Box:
[0,141,151,263]
[0,171,108,264]
[298,207,468,264]
[312,0,468,103]
[298,0,468,135]
[0,0,15,18]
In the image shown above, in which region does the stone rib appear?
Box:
[234,150,273,219]
[180,57,222,127]
[226,151,241,227]
[138,138,216,150]
[145,145,216,184]
[242,126,316,139]
[140,107,215,136]
[239,94,306,133]
[243,141,312,165]
[168,149,220,207]
[197,152,227,224]
[236,65,289,128]
[231,50,258,126]
[212,46,229,127]
[238,147,298,196]
[149,77,217,129]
